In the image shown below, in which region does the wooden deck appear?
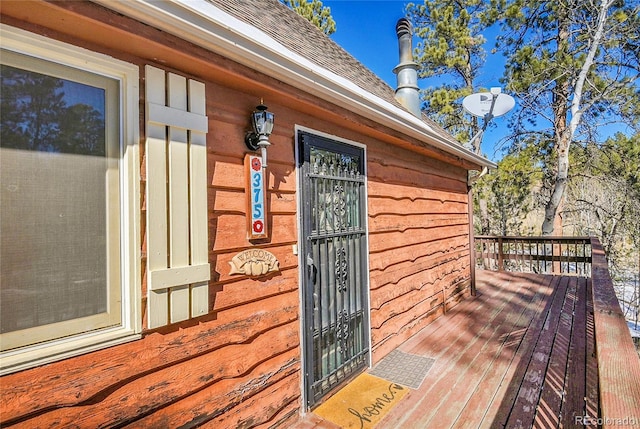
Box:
[297,270,601,428]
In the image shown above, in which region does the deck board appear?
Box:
[438,275,546,428]
[478,274,558,429]
[584,278,600,421]
[505,275,568,429]
[296,270,600,429]
[532,276,576,428]
[399,276,526,427]
[560,276,588,427]
[455,275,554,428]
[382,271,599,429]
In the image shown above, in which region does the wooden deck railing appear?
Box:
[475,235,592,277]
[589,238,640,427]
[474,236,640,427]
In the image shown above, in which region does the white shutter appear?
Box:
[145,65,210,328]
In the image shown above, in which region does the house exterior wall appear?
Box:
[367,144,472,362]
[1,1,475,427]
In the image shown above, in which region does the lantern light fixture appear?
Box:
[245,102,275,168]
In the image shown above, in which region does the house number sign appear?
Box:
[245,154,268,239]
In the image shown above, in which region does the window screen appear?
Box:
[0,50,121,351]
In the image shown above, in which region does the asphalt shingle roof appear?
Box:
[208,0,458,145]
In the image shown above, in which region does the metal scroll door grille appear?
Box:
[299,132,369,408]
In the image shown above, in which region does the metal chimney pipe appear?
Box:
[393,18,421,117]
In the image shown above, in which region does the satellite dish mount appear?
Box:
[462,87,515,151]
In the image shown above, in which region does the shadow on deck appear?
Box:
[378,271,598,428]
[296,238,640,429]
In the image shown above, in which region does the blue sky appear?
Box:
[322,0,510,160]
[323,1,410,86]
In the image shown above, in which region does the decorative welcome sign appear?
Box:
[245,154,268,239]
[229,248,280,277]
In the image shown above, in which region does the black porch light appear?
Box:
[245,102,275,168]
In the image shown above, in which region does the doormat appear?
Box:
[313,373,409,429]
[369,349,435,389]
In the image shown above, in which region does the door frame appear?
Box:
[294,125,372,410]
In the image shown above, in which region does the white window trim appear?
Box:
[0,24,141,375]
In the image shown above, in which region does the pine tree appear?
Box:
[499,0,640,234]
[406,0,498,151]
[474,143,543,235]
[280,0,336,35]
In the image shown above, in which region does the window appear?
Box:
[0,25,140,374]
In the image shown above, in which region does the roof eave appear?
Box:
[94,0,496,169]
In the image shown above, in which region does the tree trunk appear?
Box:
[541,143,569,235]
[541,10,571,236]
[479,197,490,234]
[541,0,612,236]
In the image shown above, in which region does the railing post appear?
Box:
[553,239,561,274]
[497,237,504,271]
[468,187,476,296]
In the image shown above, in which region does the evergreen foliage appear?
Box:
[474,143,543,235]
[280,0,336,35]
[566,133,640,259]
[407,0,639,235]
[409,0,639,301]
[406,0,497,149]
[496,0,640,234]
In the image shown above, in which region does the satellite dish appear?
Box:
[462,89,515,118]
[462,88,516,152]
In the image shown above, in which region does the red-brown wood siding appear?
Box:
[367,145,471,363]
[0,2,479,427]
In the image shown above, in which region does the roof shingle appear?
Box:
[207,0,457,144]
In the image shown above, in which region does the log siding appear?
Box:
[367,147,471,362]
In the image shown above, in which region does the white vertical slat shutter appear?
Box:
[145,65,210,328]
[145,66,170,328]
[188,79,210,318]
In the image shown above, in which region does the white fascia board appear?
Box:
[95,0,495,169]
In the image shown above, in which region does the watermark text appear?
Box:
[575,415,639,426]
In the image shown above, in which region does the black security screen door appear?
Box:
[298,131,370,408]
